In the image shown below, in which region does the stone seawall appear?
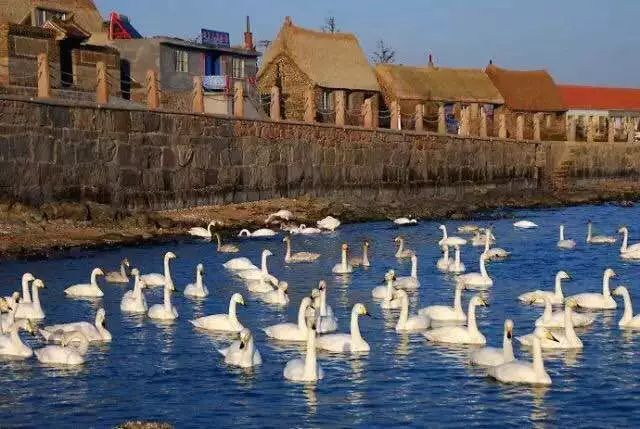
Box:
[0,96,639,211]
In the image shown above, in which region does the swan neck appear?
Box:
[532,341,545,375]
[622,230,629,251]
[560,225,565,241]
[454,248,460,269]
[362,245,369,266]
[164,258,174,289]
[453,287,463,313]
[443,246,449,259]
[398,297,409,328]
[502,331,514,361]
[196,269,203,291]
[350,309,363,342]
[304,329,317,379]
[621,290,633,323]
[163,284,172,310]
[341,248,347,268]
[320,289,327,316]
[120,263,127,277]
[587,223,592,241]
[285,240,291,260]
[484,233,490,251]
[564,304,578,343]
[297,301,308,330]
[442,227,448,240]
[411,258,418,278]
[31,282,40,304]
[467,301,478,333]
[554,275,564,299]
[261,253,269,274]
[229,299,238,321]
[21,278,31,303]
[543,299,552,321]
[479,256,488,278]
[216,234,222,249]
[385,277,394,300]
[603,273,612,296]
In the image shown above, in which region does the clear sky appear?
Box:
[94,0,640,87]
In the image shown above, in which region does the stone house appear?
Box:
[257,17,380,124]
[486,64,566,140]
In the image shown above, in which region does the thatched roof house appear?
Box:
[0,0,104,34]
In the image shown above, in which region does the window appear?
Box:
[34,8,66,27]
[321,90,333,111]
[232,57,245,78]
[175,50,189,73]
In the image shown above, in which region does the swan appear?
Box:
[34,331,89,366]
[456,253,492,289]
[586,220,616,244]
[316,303,370,352]
[184,263,209,299]
[457,224,480,234]
[423,295,487,344]
[436,245,454,272]
[488,336,552,386]
[14,279,45,320]
[394,290,429,332]
[618,227,640,258]
[350,241,371,268]
[0,292,20,332]
[293,224,322,235]
[215,233,239,253]
[218,328,262,368]
[264,296,314,342]
[236,250,278,285]
[188,221,219,239]
[513,220,538,229]
[557,224,577,249]
[394,254,420,289]
[332,243,353,274]
[534,294,595,328]
[317,216,341,231]
[191,293,245,332]
[120,269,148,314]
[147,280,178,321]
[394,216,418,226]
[0,316,35,358]
[482,229,510,261]
[17,272,35,303]
[223,257,257,272]
[283,236,320,263]
[246,276,277,294]
[394,236,415,258]
[105,258,131,283]
[140,252,176,291]
[266,209,293,224]
[283,323,324,383]
[614,286,640,329]
[470,319,514,366]
[518,270,570,306]
[259,281,289,306]
[471,229,494,247]
[419,283,467,325]
[381,271,402,309]
[40,308,111,343]
[518,300,582,349]
[372,269,395,299]
[313,281,337,333]
[446,245,466,274]
[64,268,104,298]
[438,225,467,247]
[567,268,617,310]
[239,228,277,238]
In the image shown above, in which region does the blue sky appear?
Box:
[94,0,640,87]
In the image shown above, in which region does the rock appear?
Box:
[86,202,119,224]
[116,421,173,429]
[41,202,89,222]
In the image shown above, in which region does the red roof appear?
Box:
[559,85,640,112]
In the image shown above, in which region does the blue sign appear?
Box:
[201,29,230,48]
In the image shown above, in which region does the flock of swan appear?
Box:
[1,210,639,387]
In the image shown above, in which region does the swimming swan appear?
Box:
[191,293,245,332]
[64,268,104,298]
[120,269,148,314]
[283,323,324,383]
[0,317,35,358]
[237,250,278,285]
[14,279,45,320]
[436,245,454,272]
[586,220,616,244]
[613,286,640,329]
[482,229,510,261]
[534,294,594,328]
[283,236,320,263]
[223,257,257,272]
[40,308,111,343]
[317,216,341,231]
[487,336,552,386]
[471,229,494,247]
[381,271,402,310]
[456,253,492,289]
[332,243,353,274]
[239,228,277,238]
[470,319,514,366]
[259,281,290,306]
[105,258,131,283]
[34,331,89,366]
[618,227,640,259]
[188,221,218,239]
[371,269,395,299]
[17,272,35,303]
[457,224,480,234]
[557,224,576,249]
[446,245,466,274]
[567,268,617,310]
[316,303,370,352]
[518,270,570,306]
[419,283,467,325]
[423,295,487,345]
[394,290,429,332]
[215,233,239,253]
[394,216,418,226]
[438,225,467,247]
[140,252,176,291]
[513,220,538,229]
[349,241,371,268]
[394,254,420,289]
[518,300,583,349]
[219,328,262,368]
[147,280,178,321]
[184,263,209,299]
[293,224,322,235]
[394,236,415,259]
[313,281,337,333]
[264,296,314,342]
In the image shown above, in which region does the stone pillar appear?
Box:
[437,104,446,135]
[533,112,541,141]
[498,113,507,139]
[233,81,244,117]
[390,100,400,130]
[304,88,315,123]
[334,90,345,126]
[545,114,552,128]
[479,106,487,138]
[362,98,373,128]
[370,94,379,129]
[470,103,479,136]
[458,107,469,136]
[567,116,576,142]
[415,103,424,132]
[586,116,594,143]
[608,117,615,143]
[270,86,280,121]
[627,118,635,143]
[191,76,204,113]
[146,70,159,110]
[516,114,524,140]
[36,53,50,99]
[96,61,108,105]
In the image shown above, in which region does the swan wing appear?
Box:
[190,314,233,331]
[139,274,165,286]
[470,347,504,366]
[316,333,352,352]
[488,360,544,384]
[264,323,304,341]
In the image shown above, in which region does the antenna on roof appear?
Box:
[427,53,434,68]
[284,16,293,26]
[489,59,493,65]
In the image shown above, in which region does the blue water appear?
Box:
[1,203,639,428]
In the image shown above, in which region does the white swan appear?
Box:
[470,319,514,366]
[395,236,415,259]
[316,303,370,352]
[613,286,640,329]
[223,257,256,272]
[381,271,402,309]
[567,268,617,310]
[482,229,510,261]
[534,294,595,328]
[436,245,454,272]
[283,323,323,383]
[40,308,111,343]
[371,269,395,299]
[259,281,290,306]
[350,241,371,268]
[317,216,341,231]
[140,252,176,291]
[0,293,20,332]
[446,245,466,274]
[246,276,277,294]
[518,300,582,349]
[283,236,320,263]
[518,270,570,306]
[34,331,89,366]
[218,328,262,368]
[313,281,337,334]
[17,272,35,303]
[266,209,293,224]
[120,269,148,314]
[264,296,314,342]
[215,233,239,253]
[456,253,492,289]
[394,290,429,332]
[488,336,552,386]
[438,225,467,247]
[457,224,480,234]
[332,243,353,274]
[105,258,131,283]
[0,317,34,358]
[394,254,420,289]
[423,295,487,345]
[618,227,640,259]
[394,216,418,226]
[64,268,104,298]
[419,283,467,325]
[147,280,178,321]
[471,229,494,247]
[239,228,277,238]
[293,224,322,235]
[513,220,538,229]
[557,224,576,249]
[184,263,209,299]
[188,221,218,239]
[237,250,278,285]
[14,279,45,320]
[191,293,245,332]
[586,220,616,244]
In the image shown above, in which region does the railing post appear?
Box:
[459,106,471,137]
[334,90,345,126]
[362,97,373,129]
[516,114,524,140]
[304,88,315,123]
[390,100,400,130]
[270,86,280,121]
[96,61,108,105]
[437,104,446,135]
[192,76,204,113]
[607,117,615,143]
[533,112,541,141]
[479,106,487,138]
[498,113,507,138]
[37,53,50,99]
[627,118,635,143]
[586,115,595,143]
[415,103,424,132]
[470,103,479,136]
[233,80,244,117]
[567,116,576,142]
[146,70,159,110]
[371,94,379,129]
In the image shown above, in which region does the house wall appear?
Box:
[257,54,311,121]
[493,107,566,141]
[70,45,120,96]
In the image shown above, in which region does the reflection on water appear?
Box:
[0,203,639,426]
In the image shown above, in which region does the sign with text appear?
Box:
[202,75,227,91]
[201,29,230,48]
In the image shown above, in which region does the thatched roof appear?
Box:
[486,64,565,112]
[375,64,504,104]
[0,0,104,34]
[258,18,379,92]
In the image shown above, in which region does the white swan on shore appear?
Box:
[332,243,353,274]
[265,297,314,342]
[519,270,571,306]
[317,216,341,231]
[350,241,370,268]
[438,225,467,247]
[15,279,45,320]
[105,258,131,283]
[283,236,320,263]
[567,268,617,310]
[283,323,323,383]
[147,280,178,321]
[456,253,492,289]
[314,281,337,333]
[120,269,147,314]
[215,233,239,253]
[394,290,429,332]
[316,303,370,352]
[259,281,290,306]
[184,263,209,299]
[141,252,176,291]
[446,245,466,274]
[423,295,487,345]
[191,293,245,332]
[534,294,595,328]
[239,228,277,238]
[586,220,616,244]
[519,300,583,349]
[40,308,111,343]
[613,286,640,329]
[618,227,640,259]
[470,319,514,366]
[557,224,577,249]
[419,283,467,325]
[437,245,454,271]
[64,268,104,298]
[514,220,538,229]
[34,331,89,366]
[219,328,262,368]
[266,209,293,224]
[237,250,278,285]
[188,221,218,239]
[394,254,420,289]
[488,336,552,386]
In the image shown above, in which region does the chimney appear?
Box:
[243,16,254,50]
[427,53,434,68]
[489,59,493,65]
[284,16,293,26]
